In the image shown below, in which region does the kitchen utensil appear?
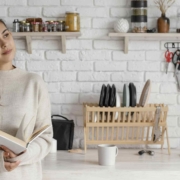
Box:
[165,49,173,74]
[138,150,155,156]
[153,106,162,143]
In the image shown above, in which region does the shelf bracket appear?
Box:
[25,36,32,54]
[124,36,129,54]
[61,36,66,54]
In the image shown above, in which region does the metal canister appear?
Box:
[13,19,20,32]
[24,23,30,32]
[58,20,65,31]
[65,11,80,32]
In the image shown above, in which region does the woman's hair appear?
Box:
[0,19,7,28]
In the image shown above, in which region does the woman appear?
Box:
[0,19,53,179]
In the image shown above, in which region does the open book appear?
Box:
[0,124,51,154]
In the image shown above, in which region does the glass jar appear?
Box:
[24,23,30,32]
[39,22,43,32]
[58,21,65,31]
[52,22,58,32]
[131,0,147,33]
[177,13,180,33]
[47,21,54,32]
[43,22,48,32]
[65,11,80,32]
[31,22,40,32]
[20,21,26,32]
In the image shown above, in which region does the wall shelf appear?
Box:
[108,33,180,54]
[12,32,81,54]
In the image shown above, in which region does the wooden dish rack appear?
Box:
[83,103,170,154]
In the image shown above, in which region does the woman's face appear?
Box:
[0,22,16,65]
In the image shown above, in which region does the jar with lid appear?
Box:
[39,22,43,32]
[24,23,30,32]
[43,22,48,32]
[58,21,65,31]
[20,21,26,32]
[131,0,147,33]
[31,22,39,32]
[13,19,20,32]
[52,22,58,32]
[177,12,180,33]
[47,21,54,32]
[65,11,80,32]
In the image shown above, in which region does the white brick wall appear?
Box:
[2,0,180,148]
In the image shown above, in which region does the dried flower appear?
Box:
[154,0,175,14]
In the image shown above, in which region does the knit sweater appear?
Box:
[0,67,53,180]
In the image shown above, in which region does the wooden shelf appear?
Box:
[109,33,180,54]
[12,32,81,54]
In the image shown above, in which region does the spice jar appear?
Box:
[65,11,80,32]
[46,21,53,32]
[58,21,65,31]
[39,22,43,32]
[20,21,26,32]
[177,11,180,33]
[131,0,147,33]
[24,23,30,32]
[31,22,40,32]
[43,22,48,32]
[52,21,58,32]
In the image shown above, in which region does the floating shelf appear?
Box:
[108,33,180,54]
[12,32,81,54]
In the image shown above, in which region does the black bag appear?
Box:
[51,115,74,150]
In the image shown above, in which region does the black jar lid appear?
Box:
[131,15,147,22]
[131,1,147,8]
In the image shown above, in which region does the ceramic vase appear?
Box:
[157,13,170,33]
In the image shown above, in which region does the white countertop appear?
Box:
[42,149,180,180]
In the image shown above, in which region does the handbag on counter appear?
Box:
[51,115,74,150]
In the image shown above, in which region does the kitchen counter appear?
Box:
[42,149,180,180]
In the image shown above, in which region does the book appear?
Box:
[0,124,51,154]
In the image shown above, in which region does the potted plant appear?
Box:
[154,0,175,33]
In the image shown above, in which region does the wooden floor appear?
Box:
[42,149,180,180]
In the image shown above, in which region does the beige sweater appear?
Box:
[0,67,53,180]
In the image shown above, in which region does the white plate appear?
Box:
[94,112,97,122]
[139,80,151,107]
[115,93,121,120]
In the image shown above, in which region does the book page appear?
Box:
[27,125,51,144]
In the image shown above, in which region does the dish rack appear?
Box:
[83,103,170,154]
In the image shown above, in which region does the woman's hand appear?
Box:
[0,145,23,172]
